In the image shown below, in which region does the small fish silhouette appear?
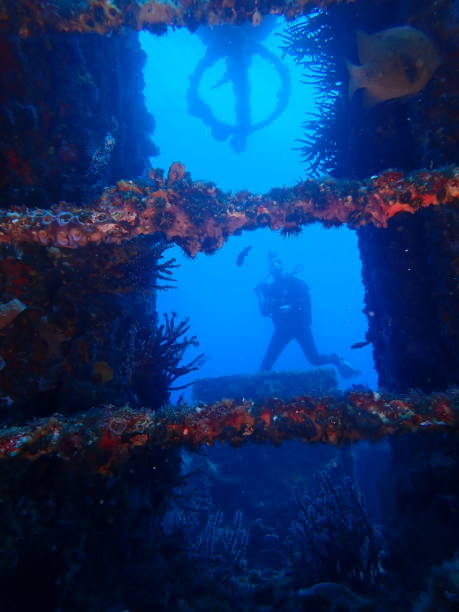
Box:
[236,245,252,266]
[351,340,371,350]
[347,26,440,107]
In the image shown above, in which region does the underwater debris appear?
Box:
[347,26,440,107]
[0,298,26,330]
[0,0,359,36]
[0,389,457,473]
[0,165,458,256]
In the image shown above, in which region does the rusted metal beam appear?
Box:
[1,164,458,256]
[0,0,356,36]
[1,389,457,474]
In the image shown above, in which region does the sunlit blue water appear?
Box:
[141,20,378,398]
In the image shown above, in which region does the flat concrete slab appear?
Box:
[192,368,337,403]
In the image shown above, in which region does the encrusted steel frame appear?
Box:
[1,165,458,256]
[1,389,457,474]
[1,0,458,470]
[0,1,356,36]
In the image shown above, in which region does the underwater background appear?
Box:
[141,24,378,395]
[0,1,458,611]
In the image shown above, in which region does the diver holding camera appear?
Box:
[256,252,360,379]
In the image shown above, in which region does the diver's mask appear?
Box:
[268,251,284,277]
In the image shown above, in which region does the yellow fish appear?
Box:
[347,26,440,107]
[92,361,114,384]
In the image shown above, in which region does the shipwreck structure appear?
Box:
[0,0,458,609]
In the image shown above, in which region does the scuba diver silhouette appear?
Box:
[255,253,360,378]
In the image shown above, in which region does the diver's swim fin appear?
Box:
[332,354,361,379]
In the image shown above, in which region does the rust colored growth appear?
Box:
[165,398,257,446]
[167,161,186,187]
[0,390,458,474]
[0,257,38,297]
[0,1,356,36]
[0,166,458,256]
[0,406,156,474]
[92,360,114,384]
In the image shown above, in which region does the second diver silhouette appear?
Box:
[187,17,291,152]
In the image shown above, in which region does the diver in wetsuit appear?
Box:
[256,254,360,378]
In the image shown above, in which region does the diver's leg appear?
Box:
[259,327,291,372]
[295,326,334,366]
[295,326,360,378]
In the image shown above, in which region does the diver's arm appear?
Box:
[292,279,312,325]
[255,283,272,317]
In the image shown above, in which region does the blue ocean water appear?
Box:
[141,21,377,397]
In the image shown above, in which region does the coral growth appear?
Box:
[282,6,353,175]
[0,30,156,210]
[186,510,249,580]
[1,164,458,256]
[283,1,459,180]
[130,311,204,408]
[0,1,360,36]
[0,238,187,421]
[0,389,457,473]
[290,471,380,586]
[0,439,184,610]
